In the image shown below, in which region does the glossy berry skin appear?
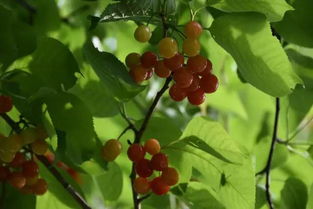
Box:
[155,61,171,78]
[150,153,168,171]
[164,53,184,71]
[26,176,38,186]
[135,159,153,178]
[32,178,48,195]
[173,68,194,88]
[20,128,37,145]
[183,38,200,57]
[10,152,26,168]
[8,172,26,189]
[161,167,179,186]
[187,55,207,73]
[0,151,15,163]
[144,138,161,155]
[129,65,148,84]
[133,177,150,194]
[188,89,206,105]
[134,25,151,43]
[198,60,212,76]
[141,51,157,68]
[200,74,219,93]
[150,177,170,195]
[184,75,200,93]
[184,21,203,39]
[101,139,122,162]
[169,84,187,102]
[0,95,13,113]
[127,144,145,162]
[0,166,10,181]
[158,37,178,58]
[31,139,48,155]
[6,134,23,152]
[145,68,154,80]
[125,53,141,68]
[22,160,39,178]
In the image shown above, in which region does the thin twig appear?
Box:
[117,125,132,140]
[0,114,91,209]
[119,105,138,133]
[288,115,313,142]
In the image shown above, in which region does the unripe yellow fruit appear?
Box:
[158,37,178,58]
[21,128,37,145]
[101,139,122,162]
[183,38,200,57]
[134,25,152,43]
[31,139,48,155]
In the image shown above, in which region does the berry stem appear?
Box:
[0,113,92,209]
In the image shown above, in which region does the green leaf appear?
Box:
[211,0,293,22]
[281,177,308,209]
[29,38,80,91]
[210,13,302,97]
[307,184,313,209]
[83,41,145,101]
[1,185,36,209]
[273,0,313,47]
[255,186,266,209]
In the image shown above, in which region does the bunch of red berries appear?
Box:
[128,138,179,196]
[125,21,219,106]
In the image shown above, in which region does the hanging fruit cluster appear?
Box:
[125,21,219,106]
[128,138,179,195]
[0,95,48,195]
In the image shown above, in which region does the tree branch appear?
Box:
[0,114,91,209]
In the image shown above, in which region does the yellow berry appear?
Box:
[101,139,122,162]
[158,37,178,58]
[134,25,152,43]
[31,139,48,155]
[183,38,200,57]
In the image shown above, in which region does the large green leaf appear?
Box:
[273,0,313,47]
[83,42,145,101]
[29,38,80,91]
[280,177,308,209]
[308,184,313,209]
[210,13,302,97]
[211,0,293,22]
[1,185,36,209]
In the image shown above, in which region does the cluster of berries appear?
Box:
[128,138,179,195]
[0,95,48,195]
[125,21,219,105]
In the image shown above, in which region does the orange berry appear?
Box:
[158,38,178,58]
[184,21,203,39]
[129,65,148,84]
[21,128,37,145]
[134,25,152,43]
[31,139,48,155]
[183,38,200,57]
[125,53,141,68]
[161,167,179,186]
[101,139,122,162]
[144,138,161,155]
[133,177,150,194]
[8,172,26,189]
[32,178,48,195]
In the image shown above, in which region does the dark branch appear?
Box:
[0,114,91,209]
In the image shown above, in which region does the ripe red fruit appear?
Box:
[135,159,153,178]
[187,55,207,73]
[32,178,48,195]
[155,60,171,78]
[129,65,148,84]
[150,153,168,171]
[187,89,206,105]
[127,144,145,162]
[161,167,179,186]
[184,75,200,92]
[10,152,26,168]
[8,172,26,189]
[144,138,161,155]
[141,51,157,68]
[199,74,219,93]
[198,60,212,76]
[173,68,194,88]
[0,166,10,181]
[125,53,141,68]
[169,84,187,102]
[184,21,203,39]
[101,139,122,162]
[0,95,13,113]
[22,160,39,178]
[163,53,184,71]
[133,177,150,194]
[150,177,170,195]
[145,68,154,80]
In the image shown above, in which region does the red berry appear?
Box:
[169,84,187,102]
[155,60,171,78]
[163,53,184,71]
[184,21,203,39]
[150,177,170,195]
[135,159,153,178]
[144,138,161,155]
[198,60,212,76]
[199,74,219,93]
[127,144,145,162]
[161,167,179,186]
[173,68,194,88]
[184,75,200,92]
[10,152,26,168]
[0,166,10,181]
[187,89,206,105]
[32,178,48,195]
[187,55,207,73]
[145,68,154,80]
[129,65,148,84]
[22,160,39,178]
[141,51,157,68]
[8,172,26,189]
[133,177,150,194]
[125,53,141,68]
[0,95,13,113]
[150,153,168,171]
